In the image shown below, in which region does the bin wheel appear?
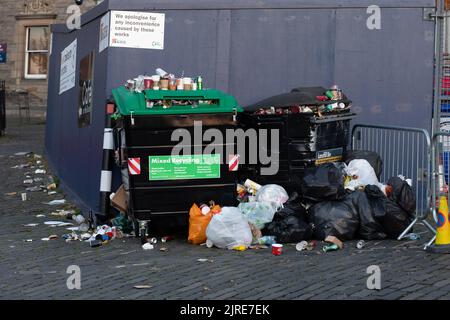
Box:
[140,228,148,244]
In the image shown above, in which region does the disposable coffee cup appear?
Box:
[272,244,283,256]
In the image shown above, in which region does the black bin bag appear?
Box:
[348,190,387,240]
[379,177,416,238]
[308,196,360,240]
[343,150,383,179]
[263,192,313,243]
[300,163,346,202]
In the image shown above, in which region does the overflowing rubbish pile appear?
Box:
[187,151,416,254]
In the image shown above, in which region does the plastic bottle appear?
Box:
[197,76,203,90]
[257,236,276,245]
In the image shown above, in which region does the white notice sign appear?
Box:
[59,39,77,95]
[99,12,110,53]
[109,10,165,50]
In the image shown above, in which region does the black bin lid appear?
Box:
[244,86,351,111]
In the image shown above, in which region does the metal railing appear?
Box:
[351,124,435,242]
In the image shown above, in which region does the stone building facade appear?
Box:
[0,0,95,114]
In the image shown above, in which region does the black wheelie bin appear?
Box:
[238,86,356,194]
[111,86,243,243]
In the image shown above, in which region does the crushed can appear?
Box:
[306,240,317,251]
[356,240,365,249]
[296,241,308,251]
[323,243,339,252]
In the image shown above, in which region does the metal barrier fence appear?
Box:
[351,124,435,242]
[0,80,5,135]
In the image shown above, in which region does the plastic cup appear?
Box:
[272,244,283,256]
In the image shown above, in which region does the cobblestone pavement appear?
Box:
[1,118,450,300]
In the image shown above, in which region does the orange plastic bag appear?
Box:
[188,203,220,244]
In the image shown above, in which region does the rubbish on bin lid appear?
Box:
[232,245,247,251]
[35,169,46,174]
[159,247,169,252]
[324,235,344,250]
[5,192,17,196]
[142,243,154,250]
[134,285,153,289]
[296,241,308,251]
[271,244,283,255]
[24,223,39,227]
[323,243,340,252]
[45,199,66,205]
[356,240,365,249]
[257,236,276,245]
[23,179,33,184]
[90,239,103,248]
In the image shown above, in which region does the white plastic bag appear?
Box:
[205,207,253,249]
[255,184,289,209]
[238,201,277,229]
[345,159,385,193]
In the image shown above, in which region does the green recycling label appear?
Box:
[148,154,221,181]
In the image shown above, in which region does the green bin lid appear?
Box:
[112,86,242,115]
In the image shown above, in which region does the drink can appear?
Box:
[356,240,365,249]
[150,237,157,244]
[296,241,308,251]
[323,244,339,252]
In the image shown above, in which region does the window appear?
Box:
[24,26,49,79]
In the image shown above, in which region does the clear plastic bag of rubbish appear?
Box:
[255,184,289,209]
[206,207,253,249]
[345,159,385,193]
[238,201,277,229]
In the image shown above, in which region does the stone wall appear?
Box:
[0,0,95,115]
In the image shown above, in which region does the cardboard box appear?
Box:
[111,184,128,213]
